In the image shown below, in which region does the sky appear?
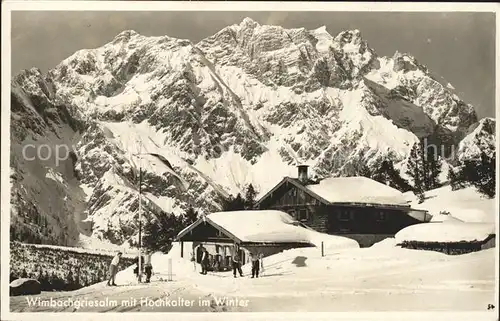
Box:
[11,11,496,118]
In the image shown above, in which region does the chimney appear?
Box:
[297,165,309,184]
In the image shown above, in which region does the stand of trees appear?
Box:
[220,184,258,211]
[142,206,199,254]
[405,139,443,202]
[357,138,444,203]
[448,151,496,198]
[10,242,135,292]
[358,160,412,193]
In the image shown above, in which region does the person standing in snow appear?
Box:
[190,252,196,271]
[144,250,153,283]
[250,252,260,278]
[107,251,122,286]
[232,252,243,278]
[259,253,264,275]
[200,247,209,275]
[133,255,144,280]
[213,253,222,272]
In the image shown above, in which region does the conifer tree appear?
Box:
[406,142,424,192]
[447,166,465,191]
[221,195,235,211]
[221,193,246,211]
[357,162,373,178]
[232,193,246,210]
[244,184,258,209]
[475,151,496,198]
[406,138,443,192]
[184,207,199,226]
[457,152,496,198]
[143,211,184,253]
[423,139,442,190]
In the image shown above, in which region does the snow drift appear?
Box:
[114,241,196,284]
[404,185,495,223]
[395,221,495,243]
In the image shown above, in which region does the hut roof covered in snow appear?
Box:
[395,221,495,243]
[304,176,409,206]
[176,210,358,249]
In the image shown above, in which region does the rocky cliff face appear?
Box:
[10,68,85,245]
[10,18,490,248]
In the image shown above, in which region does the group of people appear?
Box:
[132,250,153,283]
[106,250,153,286]
[107,246,264,286]
[198,246,263,278]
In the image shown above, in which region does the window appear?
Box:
[338,210,351,221]
[298,209,308,221]
[377,212,386,221]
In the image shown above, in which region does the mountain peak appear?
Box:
[13,67,43,79]
[240,17,259,29]
[314,25,328,33]
[333,29,371,55]
[475,117,495,133]
[12,67,45,89]
[112,29,141,43]
[335,29,362,42]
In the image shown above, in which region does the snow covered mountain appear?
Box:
[10,18,491,248]
[457,117,496,162]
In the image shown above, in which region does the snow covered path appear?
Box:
[10,246,496,312]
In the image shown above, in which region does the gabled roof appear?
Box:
[177,210,321,244]
[256,176,413,209]
[255,177,331,207]
[176,214,243,243]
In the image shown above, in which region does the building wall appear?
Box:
[324,205,422,235]
[400,241,485,255]
[182,223,234,243]
[481,235,496,250]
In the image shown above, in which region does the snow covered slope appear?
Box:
[458,117,496,161]
[405,185,495,223]
[10,18,491,248]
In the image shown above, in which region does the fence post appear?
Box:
[321,242,324,257]
[168,258,173,281]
